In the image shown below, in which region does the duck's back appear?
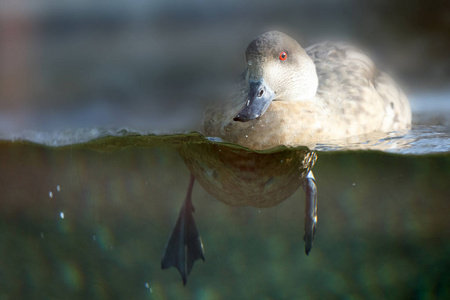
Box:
[307,42,411,132]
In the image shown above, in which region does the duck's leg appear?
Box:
[302,170,317,255]
[161,174,205,285]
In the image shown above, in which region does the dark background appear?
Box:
[1,0,450,132]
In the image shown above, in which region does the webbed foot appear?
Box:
[161,174,205,285]
[302,170,317,255]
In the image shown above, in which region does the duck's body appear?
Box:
[162,31,412,284]
[204,32,411,150]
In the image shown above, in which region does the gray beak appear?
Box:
[234,79,275,122]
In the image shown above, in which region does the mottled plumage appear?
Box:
[204,31,411,150]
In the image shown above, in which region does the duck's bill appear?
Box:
[234,80,275,122]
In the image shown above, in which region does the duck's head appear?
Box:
[234,31,318,122]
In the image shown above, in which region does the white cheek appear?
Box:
[262,62,285,90]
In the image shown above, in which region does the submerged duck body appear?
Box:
[204,31,411,150]
[179,142,316,207]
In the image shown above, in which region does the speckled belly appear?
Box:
[178,142,316,207]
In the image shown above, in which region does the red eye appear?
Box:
[279,51,287,61]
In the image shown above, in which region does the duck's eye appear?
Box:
[279,51,287,61]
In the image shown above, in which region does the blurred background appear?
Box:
[1,0,450,133]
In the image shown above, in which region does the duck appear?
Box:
[204,31,411,150]
[161,31,412,284]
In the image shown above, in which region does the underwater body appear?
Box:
[0,117,449,298]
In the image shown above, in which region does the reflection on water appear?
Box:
[0,134,449,298]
